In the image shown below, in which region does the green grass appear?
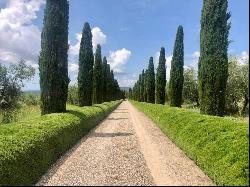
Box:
[0,100,121,186]
[131,101,249,186]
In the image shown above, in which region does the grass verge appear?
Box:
[131,100,249,186]
[0,100,121,186]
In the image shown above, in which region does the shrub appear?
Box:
[131,101,249,186]
[0,100,121,185]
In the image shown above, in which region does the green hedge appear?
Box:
[0,100,121,186]
[131,101,249,186]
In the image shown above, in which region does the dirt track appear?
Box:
[37,101,214,186]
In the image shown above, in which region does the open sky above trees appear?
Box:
[0,0,248,90]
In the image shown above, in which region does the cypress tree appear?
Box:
[110,70,115,100]
[144,69,148,102]
[78,22,94,106]
[102,57,108,102]
[39,0,69,115]
[146,57,155,103]
[106,64,112,101]
[141,70,145,102]
[198,0,230,116]
[156,47,166,104]
[169,26,184,107]
[93,44,103,104]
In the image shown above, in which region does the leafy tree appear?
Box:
[39,0,70,115]
[182,67,199,106]
[225,58,249,115]
[198,0,231,116]
[146,57,155,103]
[156,47,166,104]
[68,84,79,105]
[0,60,35,123]
[78,22,94,106]
[169,26,184,107]
[93,44,103,104]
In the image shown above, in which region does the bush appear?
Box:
[0,100,121,185]
[131,101,249,186]
[22,93,40,106]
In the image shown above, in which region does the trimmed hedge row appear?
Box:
[131,101,249,186]
[0,100,121,186]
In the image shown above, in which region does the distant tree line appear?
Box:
[127,0,248,117]
[39,0,124,115]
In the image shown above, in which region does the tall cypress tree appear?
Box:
[102,57,108,102]
[39,0,69,115]
[141,70,145,102]
[169,26,184,107]
[198,0,230,116]
[156,47,166,104]
[93,44,103,104]
[144,69,148,102]
[146,57,155,103]
[106,64,111,101]
[78,22,94,106]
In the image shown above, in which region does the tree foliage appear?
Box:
[169,26,184,107]
[0,60,35,123]
[39,0,70,115]
[78,22,94,106]
[198,0,231,116]
[225,58,249,115]
[156,47,166,104]
[182,67,199,106]
[146,57,155,103]
[93,44,103,104]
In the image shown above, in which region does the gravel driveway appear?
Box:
[37,101,214,186]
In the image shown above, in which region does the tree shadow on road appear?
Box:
[89,132,133,138]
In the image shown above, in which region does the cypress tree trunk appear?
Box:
[169,26,184,107]
[147,57,155,103]
[102,57,108,102]
[78,22,94,106]
[198,0,230,116]
[93,44,103,104]
[156,47,166,104]
[39,0,69,115]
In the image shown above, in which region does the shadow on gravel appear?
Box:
[90,132,133,138]
[107,117,129,120]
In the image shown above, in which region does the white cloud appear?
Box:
[69,63,79,73]
[0,0,45,66]
[238,51,249,64]
[115,73,137,87]
[192,51,200,58]
[69,27,107,62]
[92,27,107,51]
[108,48,132,73]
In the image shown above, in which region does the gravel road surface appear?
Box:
[37,101,214,186]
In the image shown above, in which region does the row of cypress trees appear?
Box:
[78,23,123,107]
[127,26,184,107]
[128,0,230,117]
[39,0,123,115]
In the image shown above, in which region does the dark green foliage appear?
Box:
[169,26,184,107]
[39,0,70,115]
[144,69,148,102]
[0,100,121,185]
[93,44,103,104]
[102,57,108,102]
[146,57,155,103]
[156,47,166,104]
[140,70,145,102]
[78,22,94,106]
[198,0,231,116]
[132,101,249,186]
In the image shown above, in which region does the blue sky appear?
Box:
[0,0,249,90]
